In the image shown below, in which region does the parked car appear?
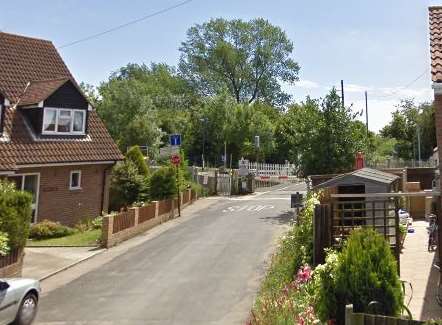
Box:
[398,209,412,225]
[0,278,40,325]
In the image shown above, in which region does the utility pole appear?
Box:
[341,80,345,108]
[417,125,422,167]
[365,91,369,137]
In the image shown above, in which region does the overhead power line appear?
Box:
[374,69,428,99]
[58,0,194,49]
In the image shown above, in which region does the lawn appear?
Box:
[26,229,102,247]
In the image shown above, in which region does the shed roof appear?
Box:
[313,168,400,189]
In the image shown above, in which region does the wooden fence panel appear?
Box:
[138,203,156,224]
[0,248,21,268]
[313,204,331,266]
[158,199,172,216]
[345,304,424,325]
[112,210,136,234]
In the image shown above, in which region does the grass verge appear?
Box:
[26,229,101,247]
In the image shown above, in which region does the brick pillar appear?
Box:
[102,215,114,248]
[152,201,159,218]
[130,207,139,226]
[434,93,442,282]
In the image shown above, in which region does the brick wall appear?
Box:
[102,189,197,248]
[17,164,113,225]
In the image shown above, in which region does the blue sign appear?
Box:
[170,134,181,146]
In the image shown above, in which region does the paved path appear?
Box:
[400,220,442,320]
[35,183,306,325]
[23,247,104,280]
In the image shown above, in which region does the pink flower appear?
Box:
[296,265,312,284]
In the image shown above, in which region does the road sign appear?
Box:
[170,154,181,166]
[238,158,249,176]
[291,192,304,208]
[170,134,181,146]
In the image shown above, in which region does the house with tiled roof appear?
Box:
[0,32,123,225]
[430,6,442,287]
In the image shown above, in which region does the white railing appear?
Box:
[244,161,297,176]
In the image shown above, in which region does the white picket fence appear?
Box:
[244,161,296,176]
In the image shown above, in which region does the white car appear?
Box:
[0,278,40,325]
[398,209,412,225]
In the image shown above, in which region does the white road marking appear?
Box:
[222,205,274,213]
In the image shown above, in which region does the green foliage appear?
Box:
[179,18,299,107]
[381,100,436,160]
[126,145,149,176]
[96,63,196,154]
[150,166,177,200]
[0,180,32,249]
[251,193,319,324]
[315,229,404,324]
[0,232,9,256]
[275,89,363,175]
[109,160,150,211]
[313,250,340,322]
[91,216,103,230]
[29,220,75,240]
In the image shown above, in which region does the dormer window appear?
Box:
[42,107,86,135]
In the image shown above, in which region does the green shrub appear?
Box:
[315,228,404,324]
[190,182,207,197]
[314,250,340,322]
[109,160,150,211]
[29,220,75,240]
[0,180,32,249]
[0,232,10,256]
[150,166,177,200]
[126,145,150,176]
[75,216,103,232]
[91,216,103,229]
[250,192,319,324]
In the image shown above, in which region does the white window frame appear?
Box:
[69,170,82,190]
[42,107,86,135]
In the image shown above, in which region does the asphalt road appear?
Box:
[36,182,307,325]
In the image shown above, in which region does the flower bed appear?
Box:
[249,192,408,325]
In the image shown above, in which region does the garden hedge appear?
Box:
[0,181,32,249]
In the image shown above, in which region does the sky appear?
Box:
[1,0,440,132]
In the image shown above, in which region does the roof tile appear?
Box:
[0,32,123,170]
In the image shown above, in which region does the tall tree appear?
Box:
[275,89,363,176]
[380,100,436,160]
[179,18,300,107]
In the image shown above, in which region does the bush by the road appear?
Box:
[0,180,32,249]
[150,166,176,200]
[126,145,150,176]
[320,228,404,323]
[250,192,318,324]
[109,160,150,211]
[29,220,75,240]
